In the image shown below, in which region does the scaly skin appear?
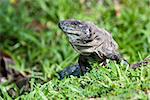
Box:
[58,19,149,79]
[59,20,121,60]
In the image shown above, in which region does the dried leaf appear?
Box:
[0,50,31,97]
[26,20,48,32]
[0,50,14,83]
[114,0,121,17]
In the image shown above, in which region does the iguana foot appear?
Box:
[58,64,83,80]
[58,55,92,79]
[58,55,92,80]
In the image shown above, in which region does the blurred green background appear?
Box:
[0,0,150,99]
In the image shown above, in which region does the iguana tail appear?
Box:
[130,58,150,69]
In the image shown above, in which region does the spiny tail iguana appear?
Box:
[58,19,150,79]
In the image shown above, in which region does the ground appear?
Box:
[0,0,150,99]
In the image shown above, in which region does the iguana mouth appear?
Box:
[65,32,80,36]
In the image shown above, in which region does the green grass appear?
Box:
[0,0,150,99]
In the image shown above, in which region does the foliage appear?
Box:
[0,0,150,99]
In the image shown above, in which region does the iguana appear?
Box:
[58,19,149,79]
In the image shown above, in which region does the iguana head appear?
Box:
[58,19,118,57]
[58,20,93,44]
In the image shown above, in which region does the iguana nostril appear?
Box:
[89,28,91,32]
[58,21,65,29]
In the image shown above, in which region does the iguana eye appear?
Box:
[89,28,91,32]
[86,29,92,38]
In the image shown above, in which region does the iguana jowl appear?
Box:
[58,19,149,79]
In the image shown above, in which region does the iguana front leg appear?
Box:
[58,55,92,79]
[78,55,92,75]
